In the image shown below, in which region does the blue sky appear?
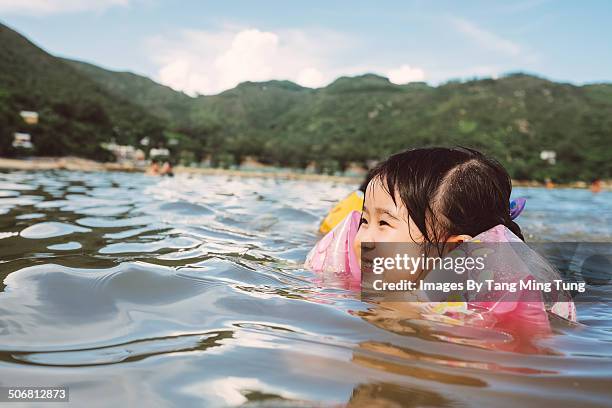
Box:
[1,0,611,95]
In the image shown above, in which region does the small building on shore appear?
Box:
[101,142,145,163]
[19,111,39,125]
[12,132,33,149]
[149,147,170,160]
[540,150,557,165]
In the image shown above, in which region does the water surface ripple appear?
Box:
[0,170,611,407]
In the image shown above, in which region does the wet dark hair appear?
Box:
[365,146,524,247]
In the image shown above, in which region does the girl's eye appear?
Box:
[379,220,390,227]
[359,218,368,226]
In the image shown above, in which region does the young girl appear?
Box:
[306,147,576,332]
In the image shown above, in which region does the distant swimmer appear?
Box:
[146,160,160,176]
[160,161,174,177]
[590,178,602,193]
[545,178,555,189]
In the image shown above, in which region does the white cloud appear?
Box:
[0,0,129,15]
[386,65,426,84]
[213,29,282,84]
[451,17,522,56]
[149,27,342,95]
[296,67,325,88]
[148,26,428,95]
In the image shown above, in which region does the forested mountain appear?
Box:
[0,23,165,160]
[2,22,611,181]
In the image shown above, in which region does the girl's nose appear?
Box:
[355,228,375,246]
[355,228,376,249]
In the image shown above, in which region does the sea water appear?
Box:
[0,170,611,407]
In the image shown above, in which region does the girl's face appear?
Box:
[352,177,473,266]
[353,178,424,257]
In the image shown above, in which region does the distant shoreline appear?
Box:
[0,156,608,189]
[0,156,364,184]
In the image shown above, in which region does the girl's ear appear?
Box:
[447,234,473,244]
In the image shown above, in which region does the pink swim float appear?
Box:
[305,210,361,288]
[305,212,577,329]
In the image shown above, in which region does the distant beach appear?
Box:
[0,156,608,189]
[0,157,363,184]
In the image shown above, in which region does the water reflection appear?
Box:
[0,170,611,407]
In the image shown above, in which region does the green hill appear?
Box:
[64,58,193,125]
[0,22,165,159]
[1,22,611,181]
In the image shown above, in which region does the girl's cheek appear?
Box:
[379,229,405,244]
[376,228,392,242]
